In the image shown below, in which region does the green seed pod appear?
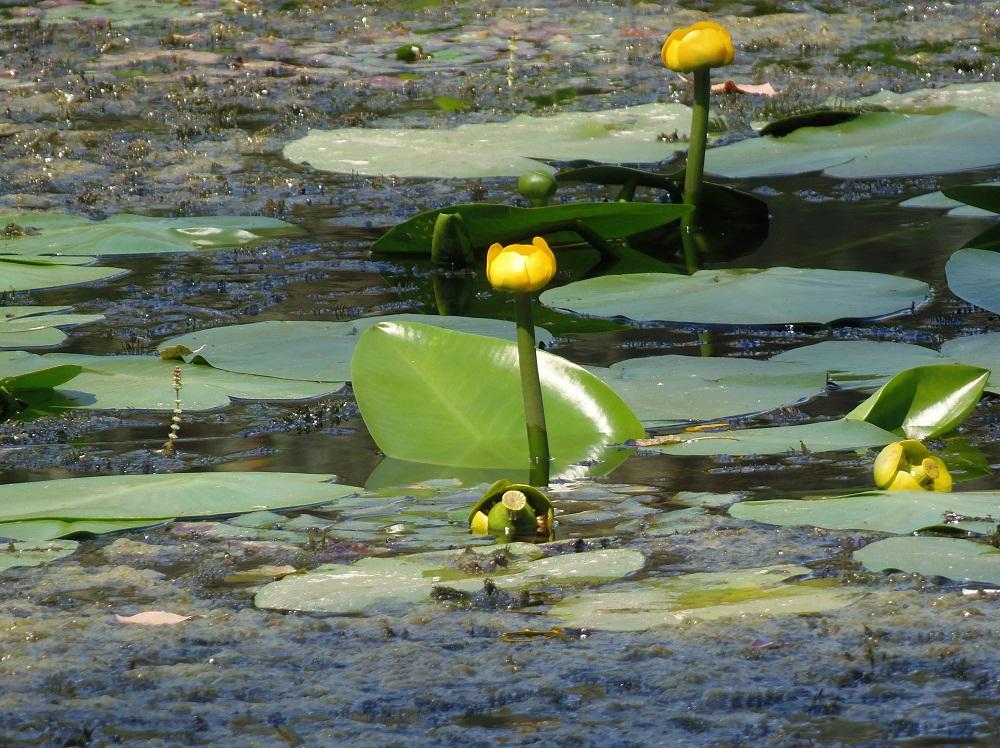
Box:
[430,211,474,267]
[517,170,558,207]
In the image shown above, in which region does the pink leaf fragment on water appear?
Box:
[115,611,200,626]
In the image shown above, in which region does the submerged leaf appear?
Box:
[855,536,1000,585]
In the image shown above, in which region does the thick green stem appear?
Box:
[513,291,550,486]
[681,67,711,273]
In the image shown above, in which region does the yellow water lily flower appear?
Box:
[661,21,735,73]
[873,439,952,492]
[486,236,557,293]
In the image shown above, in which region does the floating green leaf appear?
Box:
[771,341,946,389]
[946,249,1000,315]
[0,306,104,349]
[371,202,692,255]
[159,315,552,383]
[940,184,1000,215]
[551,565,864,631]
[729,490,1000,535]
[350,321,645,474]
[637,419,896,457]
[845,364,990,440]
[255,543,645,613]
[0,540,78,570]
[855,536,1000,585]
[40,354,342,411]
[284,103,692,178]
[0,214,302,260]
[586,355,827,426]
[0,258,127,292]
[705,110,1000,179]
[541,268,930,326]
[0,473,359,541]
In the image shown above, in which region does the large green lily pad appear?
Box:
[0,214,302,260]
[41,354,342,411]
[284,102,691,178]
[550,565,865,631]
[255,543,646,613]
[946,248,1000,315]
[730,490,1000,535]
[160,315,552,383]
[350,321,645,473]
[0,306,104,349]
[587,355,827,426]
[704,110,1000,179]
[0,473,360,541]
[0,258,127,292]
[770,341,947,389]
[540,268,931,326]
[855,536,1000,585]
[637,418,896,457]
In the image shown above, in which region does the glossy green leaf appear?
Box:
[855,536,1000,585]
[0,473,360,541]
[0,214,302,260]
[0,306,104,349]
[946,249,1000,315]
[551,565,864,631]
[541,268,931,326]
[371,202,692,255]
[159,315,552,382]
[41,354,341,411]
[256,544,645,613]
[0,258,127,292]
[730,490,1000,535]
[284,102,692,178]
[1,351,83,389]
[586,355,827,426]
[636,418,896,457]
[845,364,990,440]
[350,321,645,474]
[705,110,1000,179]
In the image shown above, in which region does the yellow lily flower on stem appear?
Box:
[661,21,735,73]
[486,236,557,293]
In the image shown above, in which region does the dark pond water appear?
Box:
[2,1,1000,746]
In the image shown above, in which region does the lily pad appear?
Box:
[730,490,1000,535]
[38,354,343,412]
[946,248,1000,315]
[255,544,645,613]
[587,355,827,426]
[159,315,552,383]
[637,418,896,457]
[0,306,104,349]
[771,341,946,389]
[284,102,692,178]
[704,110,1000,179]
[540,268,931,326]
[0,473,360,541]
[855,536,1000,585]
[350,321,645,473]
[371,202,692,255]
[0,214,302,260]
[0,539,78,570]
[550,565,864,631]
[0,258,127,292]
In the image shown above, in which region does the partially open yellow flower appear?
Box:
[486,236,557,293]
[661,21,735,73]
[873,439,952,492]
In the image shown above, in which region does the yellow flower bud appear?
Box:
[486,236,557,293]
[661,21,735,73]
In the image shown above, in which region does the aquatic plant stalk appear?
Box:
[513,291,550,486]
[161,366,182,456]
[681,68,711,272]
